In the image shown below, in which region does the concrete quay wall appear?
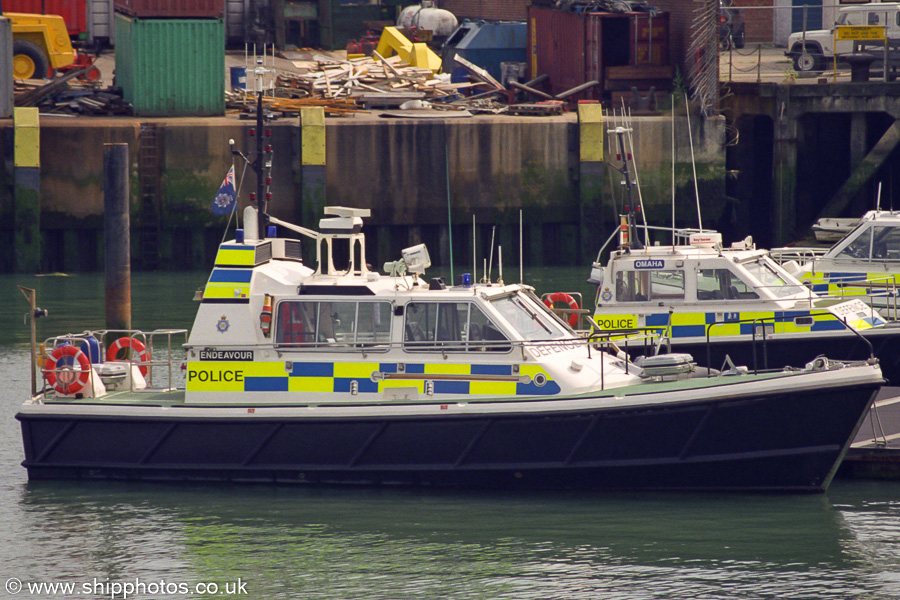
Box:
[0,113,725,273]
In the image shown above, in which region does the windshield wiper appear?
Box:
[513,297,553,334]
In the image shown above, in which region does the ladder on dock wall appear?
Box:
[138,123,162,270]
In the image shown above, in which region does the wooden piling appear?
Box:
[104,143,131,330]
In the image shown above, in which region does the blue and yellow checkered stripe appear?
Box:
[601,310,853,340]
[203,268,253,299]
[186,361,561,397]
[800,271,900,298]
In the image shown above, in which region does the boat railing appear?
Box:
[540,292,592,331]
[705,312,875,374]
[274,335,635,361]
[769,247,829,265]
[40,329,189,397]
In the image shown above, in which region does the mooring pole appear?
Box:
[104,143,131,330]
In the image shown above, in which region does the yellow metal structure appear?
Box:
[374,26,442,73]
[578,104,604,163]
[7,12,76,79]
[14,107,40,168]
[300,106,326,167]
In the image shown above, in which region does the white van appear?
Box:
[786,2,900,72]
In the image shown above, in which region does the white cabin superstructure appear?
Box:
[181,206,644,405]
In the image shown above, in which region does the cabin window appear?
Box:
[616,270,684,301]
[404,302,510,351]
[838,228,872,259]
[696,269,760,300]
[743,260,805,298]
[871,226,900,259]
[491,293,568,341]
[616,271,648,301]
[275,300,391,350]
[649,271,685,300]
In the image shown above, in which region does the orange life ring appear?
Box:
[544,292,580,328]
[106,336,150,376]
[44,345,91,395]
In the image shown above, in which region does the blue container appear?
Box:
[80,337,101,364]
[230,66,246,91]
[441,21,527,83]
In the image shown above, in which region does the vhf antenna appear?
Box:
[230,56,275,238]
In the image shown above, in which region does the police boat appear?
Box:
[772,209,900,318]
[584,124,900,384]
[587,218,900,384]
[16,205,885,492]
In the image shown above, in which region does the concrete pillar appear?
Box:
[850,112,867,168]
[104,143,132,331]
[299,106,326,225]
[849,112,868,215]
[578,103,604,265]
[14,107,41,273]
[772,87,798,245]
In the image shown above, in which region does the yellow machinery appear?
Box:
[374,26,442,73]
[6,12,76,79]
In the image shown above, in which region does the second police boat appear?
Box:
[586,128,900,384]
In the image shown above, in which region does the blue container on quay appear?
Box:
[441,21,527,84]
[230,66,246,91]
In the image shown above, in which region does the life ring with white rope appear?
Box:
[543,292,580,328]
[106,336,150,376]
[44,345,91,395]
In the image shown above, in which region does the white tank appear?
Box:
[397,5,458,39]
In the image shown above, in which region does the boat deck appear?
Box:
[29,369,803,409]
[843,387,900,479]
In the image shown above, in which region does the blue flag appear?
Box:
[212,166,237,215]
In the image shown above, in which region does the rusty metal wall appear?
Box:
[113,0,224,19]
[528,6,589,98]
[2,0,88,36]
[528,7,670,102]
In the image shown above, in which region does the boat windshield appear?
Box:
[490,293,570,341]
[743,259,807,298]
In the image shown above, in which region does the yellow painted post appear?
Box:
[14,107,40,273]
[578,103,604,162]
[578,103,604,264]
[300,106,326,225]
[14,107,40,168]
[300,106,325,167]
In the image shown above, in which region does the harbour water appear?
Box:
[3,270,900,599]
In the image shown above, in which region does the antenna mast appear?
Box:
[612,126,643,250]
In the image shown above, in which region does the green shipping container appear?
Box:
[115,15,225,117]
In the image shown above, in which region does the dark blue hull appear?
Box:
[17,383,879,492]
